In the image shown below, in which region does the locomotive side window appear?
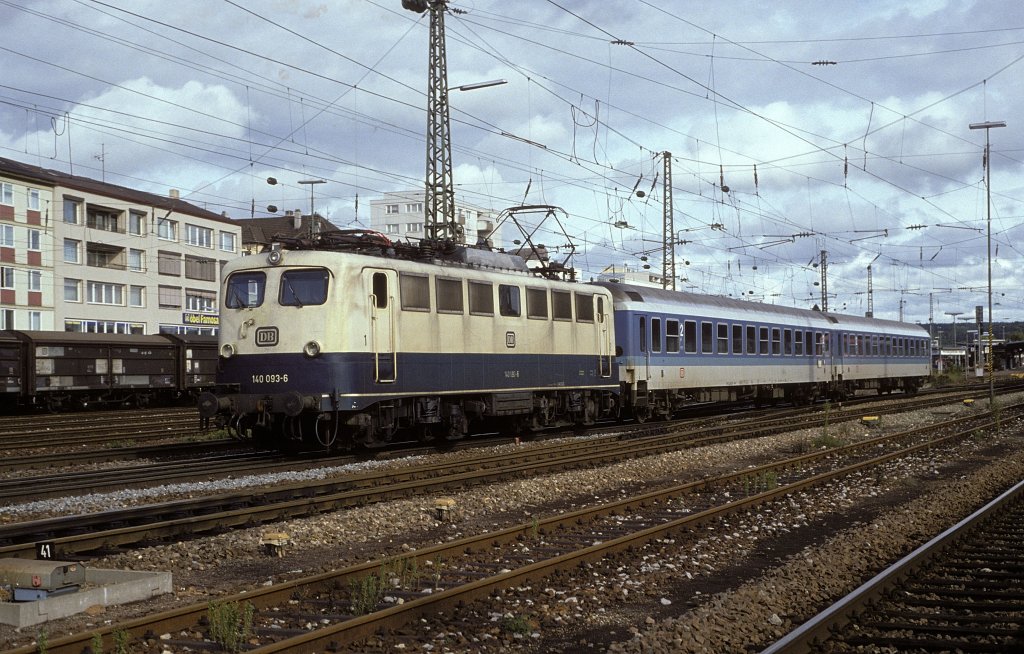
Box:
[469,281,494,315]
[651,318,662,352]
[717,323,729,354]
[746,325,757,354]
[372,272,388,309]
[666,319,680,353]
[701,322,713,354]
[574,293,594,322]
[399,273,430,311]
[526,287,548,319]
[551,290,572,321]
[683,320,697,354]
[436,277,464,313]
[499,285,521,317]
[225,271,266,308]
[280,268,329,307]
[732,324,743,355]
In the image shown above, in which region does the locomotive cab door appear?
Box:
[364,269,396,383]
[598,296,612,377]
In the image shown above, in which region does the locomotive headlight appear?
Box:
[303,340,322,358]
[220,343,236,358]
[267,249,283,265]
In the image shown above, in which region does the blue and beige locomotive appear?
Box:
[199,231,618,450]
[200,228,932,450]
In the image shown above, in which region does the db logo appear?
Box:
[506,331,516,348]
[255,327,279,347]
[679,367,686,379]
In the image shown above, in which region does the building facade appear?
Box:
[0,157,242,335]
[368,190,503,249]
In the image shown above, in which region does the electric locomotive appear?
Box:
[199,231,619,450]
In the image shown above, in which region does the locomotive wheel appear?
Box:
[633,406,650,423]
[418,424,437,444]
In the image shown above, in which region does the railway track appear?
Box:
[0,407,203,451]
[0,387,999,554]
[763,478,1024,653]
[8,391,1013,653]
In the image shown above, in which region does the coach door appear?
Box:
[365,269,396,383]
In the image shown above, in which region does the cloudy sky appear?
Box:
[2,0,1022,326]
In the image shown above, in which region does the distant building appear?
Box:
[0,156,241,335]
[368,190,503,249]
[593,264,667,288]
[239,211,342,255]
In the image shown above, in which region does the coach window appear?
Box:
[280,268,330,306]
[499,284,522,317]
[806,331,813,356]
[399,273,430,311]
[552,290,572,321]
[683,320,697,354]
[784,329,793,355]
[794,330,804,356]
[436,277,464,313]
[651,318,662,352]
[666,319,680,353]
[225,271,265,308]
[717,323,729,354]
[760,327,770,355]
[639,316,647,352]
[526,287,547,319]
[575,292,594,322]
[732,324,743,355]
[872,336,880,357]
[771,328,781,355]
[701,322,714,354]
[885,336,892,356]
[816,332,825,356]
[746,325,757,354]
[469,281,494,315]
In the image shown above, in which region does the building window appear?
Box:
[28,189,40,211]
[86,207,121,233]
[158,250,181,276]
[219,231,236,252]
[158,285,181,309]
[63,198,82,224]
[65,319,144,334]
[27,269,41,291]
[185,224,213,248]
[157,217,178,241]
[128,248,145,272]
[0,267,13,289]
[185,288,216,312]
[0,309,12,329]
[86,243,124,269]
[386,204,400,214]
[129,285,145,307]
[1,224,14,247]
[27,229,41,251]
[184,255,216,281]
[129,211,145,235]
[385,223,400,234]
[28,311,41,330]
[64,278,81,302]
[63,238,80,263]
[405,223,422,233]
[87,281,125,305]
[405,202,423,213]
[0,183,12,205]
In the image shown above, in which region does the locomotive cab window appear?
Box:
[280,268,329,307]
[372,272,388,309]
[575,293,594,322]
[436,277,464,313]
[400,273,430,311]
[225,271,266,308]
[499,285,521,317]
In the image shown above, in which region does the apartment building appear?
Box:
[0,157,242,335]
[369,190,504,249]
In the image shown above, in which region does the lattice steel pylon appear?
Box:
[404,0,459,243]
[820,250,829,312]
[661,152,675,291]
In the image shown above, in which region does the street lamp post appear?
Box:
[969,119,1006,408]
